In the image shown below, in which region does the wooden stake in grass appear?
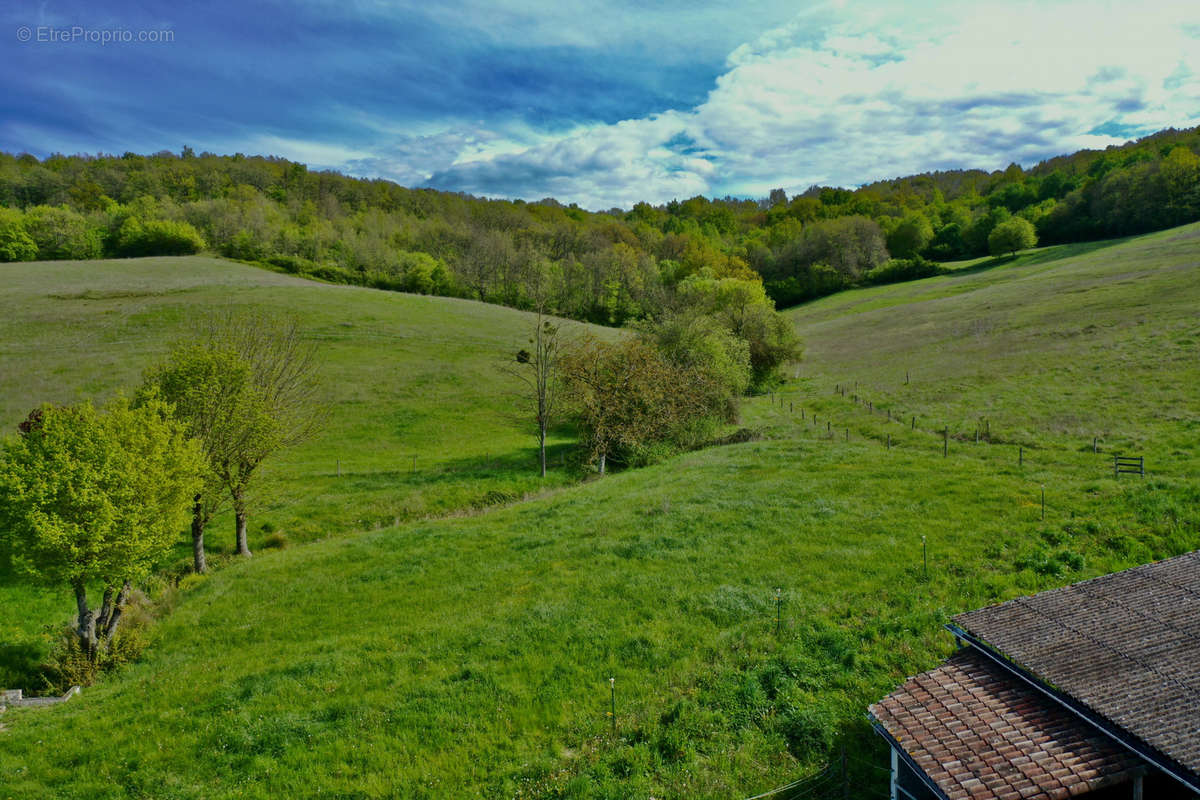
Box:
[887,433,891,450]
[1019,446,1023,467]
[943,428,948,457]
[906,370,909,385]
[1093,437,1098,454]
[336,459,341,478]
[609,677,616,736]
[911,415,915,430]
[845,428,849,442]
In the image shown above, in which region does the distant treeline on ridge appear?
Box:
[1,126,1198,320]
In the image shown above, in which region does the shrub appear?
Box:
[263,254,318,273]
[40,592,152,691]
[260,531,289,550]
[117,218,207,256]
[765,264,846,307]
[862,255,945,286]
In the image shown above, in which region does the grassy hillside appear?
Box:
[0,256,614,685]
[2,229,1199,799]
[783,225,1200,465]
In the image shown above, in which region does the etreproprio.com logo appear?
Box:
[16,25,175,44]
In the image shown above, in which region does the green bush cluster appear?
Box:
[862,255,947,286]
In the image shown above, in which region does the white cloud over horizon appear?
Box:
[7,0,1199,210]
[404,0,1200,208]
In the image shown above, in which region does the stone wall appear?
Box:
[0,686,80,711]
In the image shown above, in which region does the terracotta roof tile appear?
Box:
[870,648,1141,800]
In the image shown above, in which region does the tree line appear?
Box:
[0,126,1196,315]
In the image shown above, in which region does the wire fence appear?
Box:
[763,377,1169,486]
[740,748,893,800]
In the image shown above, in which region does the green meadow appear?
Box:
[0,256,613,685]
[1,226,1198,798]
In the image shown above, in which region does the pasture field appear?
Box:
[1,226,1198,798]
[0,256,613,687]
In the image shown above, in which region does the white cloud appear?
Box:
[325,0,1200,208]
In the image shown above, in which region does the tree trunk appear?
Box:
[73,581,96,658]
[101,581,131,643]
[599,451,606,475]
[192,494,208,573]
[538,425,547,478]
[233,487,251,557]
[96,585,115,635]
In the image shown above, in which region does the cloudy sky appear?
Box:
[3,0,1199,208]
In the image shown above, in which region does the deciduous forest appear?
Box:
[2,126,1199,321]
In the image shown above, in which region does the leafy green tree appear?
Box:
[559,338,723,473]
[21,205,104,260]
[886,213,934,258]
[964,206,1010,255]
[0,207,38,262]
[142,345,257,572]
[640,310,750,416]
[785,216,889,280]
[988,217,1037,256]
[676,276,802,391]
[1160,146,1200,222]
[927,221,966,261]
[0,398,203,658]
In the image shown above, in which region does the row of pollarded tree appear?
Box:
[0,311,319,667]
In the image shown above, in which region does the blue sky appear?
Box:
[3,0,1199,208]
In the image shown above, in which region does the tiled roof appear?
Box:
[870,648,1142,800]
[953,550,1200,778]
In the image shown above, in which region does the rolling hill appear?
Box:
[1,227,1198,799]
[0,256,615,687]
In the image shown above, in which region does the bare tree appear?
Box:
[510,307,561,477]
[502,262,566,477]
[202,309,321,557]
